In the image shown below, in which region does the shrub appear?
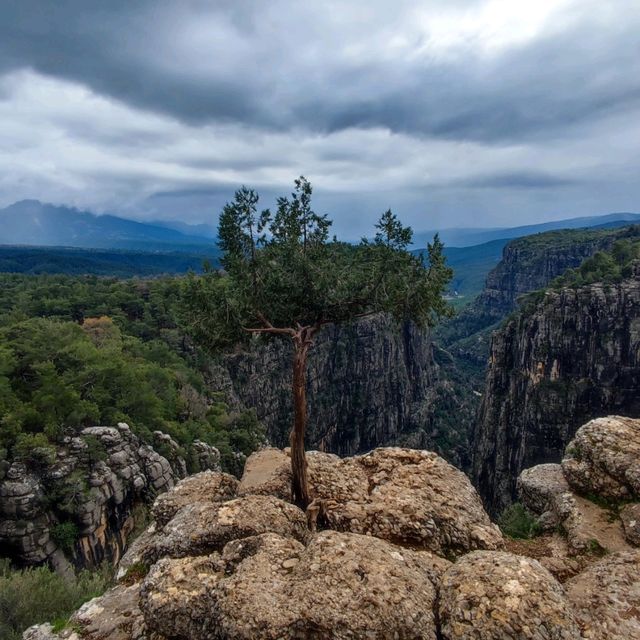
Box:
[50,522,79,553]
[498,503,541,539]
[0,559,111,640]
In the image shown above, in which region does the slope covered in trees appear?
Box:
[0,274,263,475]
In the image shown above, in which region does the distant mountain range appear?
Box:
[2,199,639,254]
[1,200,639,294]
[0,200,219,253]
[412,212,640,248]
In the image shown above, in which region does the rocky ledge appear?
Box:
[0,423,220,571]
[26,423,640,639]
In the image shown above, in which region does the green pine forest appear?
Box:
[0,274,264,475]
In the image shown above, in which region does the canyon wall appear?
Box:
[0,423,219,570]
[473,268,640,516]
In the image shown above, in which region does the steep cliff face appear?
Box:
[473,271,640,516]
[437,225,640,363]
[212,314,475,466]
[0,423,220,571]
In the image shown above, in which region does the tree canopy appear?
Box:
[184,177,453,348]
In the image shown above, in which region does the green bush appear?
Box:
[498,503,541,539]
[0,559,111,640]
[50,522,79,553]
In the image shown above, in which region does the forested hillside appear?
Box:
[0,275,263,475]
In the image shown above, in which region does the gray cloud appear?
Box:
[1,1,638,142]
[0,0,639,233]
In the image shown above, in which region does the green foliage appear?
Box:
[183,177,453,350]
[0,559,111,640]
[498,503,541,539]
[552,237,640,289]
[121,561,150,585]
[0,273,264,475]
[50,522,79,552]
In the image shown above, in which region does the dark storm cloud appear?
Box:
[1,0,639,144]
[0,0,639,231]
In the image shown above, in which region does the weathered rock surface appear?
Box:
[151,470,238,528]
[241,446,503,555]
[474,274,640,516]
[566,550,640,639]
[517,464,570,530]
[562,416,640,501]
[519,461,633,554]
[141,530,447,640]
[237,447,290,500]
[0,424,215,569]
[23,583,165,640]
[620,503,640,545]
[149,495,308,561]
[439,550,581,639]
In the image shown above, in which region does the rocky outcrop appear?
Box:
[518,418,640,554]
[29,440,640,639]
[141,531,447,640]
[473,275,640,516]
[562,415,640,501]
[566,550,640,639]
[438,551,581,639]
[0,424,220,570]
[239,446,504,555]
[151,470,237,528]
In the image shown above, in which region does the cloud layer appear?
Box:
[0,0,639,235]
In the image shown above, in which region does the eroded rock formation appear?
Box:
[0,423,220,570]
[25,423,640,639]
[473,274,640,515]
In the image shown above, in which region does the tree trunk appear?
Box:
[290,338,310,508]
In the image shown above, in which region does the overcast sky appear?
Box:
[1,0,639,236]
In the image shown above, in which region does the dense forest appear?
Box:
[0,274,264,475]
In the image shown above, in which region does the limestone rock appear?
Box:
[238,447,501,556]
[562,416,640,501]
[620,503,640,546]
[151,470,238,528]
[149,494,308,561]
[237,447,291,500]
[22,624,60,640]
[310,447,503,556]
[141,530,446,639]
[566,550,640,639]
[69,583,156,640]
[519,461,635,555]
[439,550,581,639]
[518,464,570,530]
[23,584,166,640]
[1,424,184,569]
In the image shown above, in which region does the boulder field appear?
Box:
[25,416,640,639]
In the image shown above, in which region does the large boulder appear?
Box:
[239,447,502,556]
[620,503,640,546]
[517,463,570,530]
[562,416,640,501]
[518,463,632,554]
[151,470,238,528]
[565,550,640,639]
[438,551,581,639]
[311,448,503,555]
[150,494,308,561]
[237,447,291,500]
[141,530,448,639]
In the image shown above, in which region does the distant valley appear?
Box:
[2,200,639,301]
